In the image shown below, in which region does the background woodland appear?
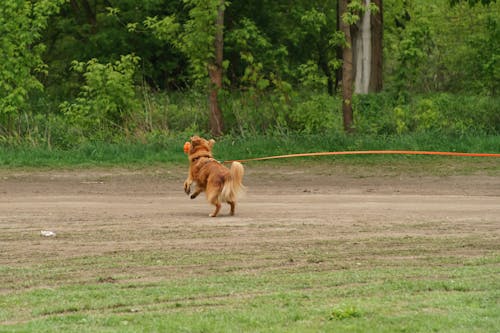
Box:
[0,0,499,147]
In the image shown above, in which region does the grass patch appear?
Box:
[0,132,499,169]
[1,227,499,332]
[1,261,499,332]
[330,305,362,320]
[0,139,186,168]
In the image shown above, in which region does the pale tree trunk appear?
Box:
[353,0,383,94]
[354,0,372,94]
[208,0,224,137]
[339,0,354,132]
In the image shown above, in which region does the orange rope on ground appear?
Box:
[223,150,500,164]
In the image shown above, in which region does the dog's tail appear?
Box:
[221,162,245,202]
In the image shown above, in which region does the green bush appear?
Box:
[59,54,141,142]
[0,0,65,120]
[354,93,499,136]
[288,93,342,134]
[1,90,498,149]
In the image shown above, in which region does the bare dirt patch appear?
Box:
[1,163,499,288]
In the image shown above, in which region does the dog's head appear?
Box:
[187,136,215,160]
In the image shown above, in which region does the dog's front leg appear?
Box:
[184,177,192,195]
[190,188,202,199]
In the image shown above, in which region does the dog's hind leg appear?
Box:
[209,202,221,217]
[207,191,222,217]
[228,201,235,216]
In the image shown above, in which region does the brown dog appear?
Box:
[183,136,245,217]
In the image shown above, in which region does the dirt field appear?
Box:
[1,163,499,277]
[1,161,499,333]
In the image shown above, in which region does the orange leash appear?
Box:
[223,150,500,164]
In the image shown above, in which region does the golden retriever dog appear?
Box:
[183,136,245,217]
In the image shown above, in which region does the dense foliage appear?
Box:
[0,0,498,147]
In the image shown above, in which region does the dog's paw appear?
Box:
[190,193,199,199]
[183,181,191,195]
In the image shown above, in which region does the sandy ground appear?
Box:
[1,164,499,273]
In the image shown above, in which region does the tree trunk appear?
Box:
[353,0,383,94]
[335,0,343,93]
[370,0,383,92]
[70,0,97,32]
[354,0,371,94]
[339,0,354,132]
[208,0,225,137]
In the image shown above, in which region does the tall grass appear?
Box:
[0,140,184,168]
[216,132,500,159]
[2,91,499,148]
[1,132,498,168]
[0,91,498,167]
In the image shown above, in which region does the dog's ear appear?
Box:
[190,136,201,147]
[208,139,215,149]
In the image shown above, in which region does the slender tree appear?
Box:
[339,0,383,132]
[69,0,97,29]
[208,0,225,137]
[370,0,383,92]
[352,0,383,93]
[339,0,354,132]
[145,0,227,137]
